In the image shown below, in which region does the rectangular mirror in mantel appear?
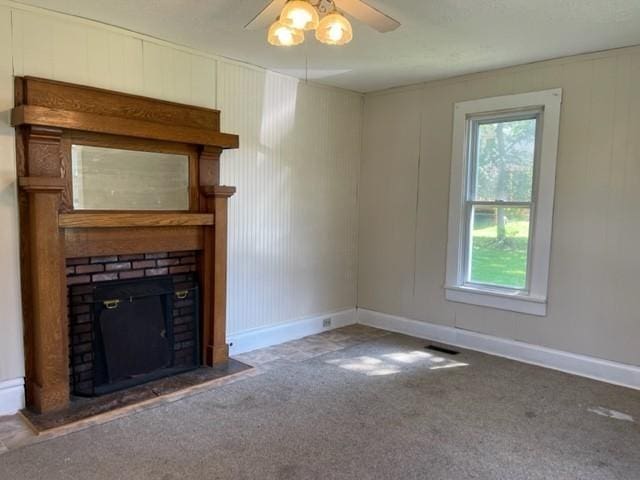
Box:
[71,145,190,211]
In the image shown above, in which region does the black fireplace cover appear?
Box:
[85,275,199,395]
[99,295,171,383]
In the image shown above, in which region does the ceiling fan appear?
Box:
[245,0,400,47]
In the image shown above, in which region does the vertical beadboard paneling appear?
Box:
[218,62,361,334]
[0,6,24,381]
[217,63,270,334]
[360,48,640,366]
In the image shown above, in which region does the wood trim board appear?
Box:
[59,213,214,228]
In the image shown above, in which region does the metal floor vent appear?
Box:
[426,344,460,355]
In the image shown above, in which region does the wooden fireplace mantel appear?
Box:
[12,76,240,414]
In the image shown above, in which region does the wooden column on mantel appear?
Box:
[20,176,69,413]
[12,76,240,413]
[201,184,236,364]
[198,146,236,365]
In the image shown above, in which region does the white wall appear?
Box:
[359,46,640,367]
[0,3,362,401]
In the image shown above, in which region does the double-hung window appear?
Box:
[445,89,562,316]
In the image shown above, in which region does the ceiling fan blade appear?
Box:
[244,0,288,30]
[334,0,400,33]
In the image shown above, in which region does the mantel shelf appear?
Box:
[58,212,214,228]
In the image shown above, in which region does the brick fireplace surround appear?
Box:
[66,252,197,285]
[67,252,199,396]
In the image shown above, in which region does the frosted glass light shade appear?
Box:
[280,1,319,31]
[315,12,353,45]
[268,20,304,46]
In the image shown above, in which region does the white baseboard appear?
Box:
[0,377,25,416]
[357,308,640,390]
[228,308,357,355]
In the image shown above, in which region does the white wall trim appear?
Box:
[0,377,25,416]
[357,308,640,391]
[228,308,357,355]
[445,286,547,316]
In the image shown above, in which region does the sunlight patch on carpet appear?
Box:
[588,407,634,422]
[326,351,469,376]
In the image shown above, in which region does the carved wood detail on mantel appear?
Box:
[12,76,240,414]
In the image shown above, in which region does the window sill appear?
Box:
[444,285,547,316]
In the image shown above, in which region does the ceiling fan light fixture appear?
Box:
[280,1,320,31]
[315,12,353,45]
[267,20,305,46]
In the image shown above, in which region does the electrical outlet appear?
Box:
[322,318,332,328]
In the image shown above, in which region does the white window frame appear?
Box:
[445,89,562,316]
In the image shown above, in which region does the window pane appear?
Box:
[468,206,530,289]
[472,117,537,202]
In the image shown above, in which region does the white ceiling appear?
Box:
[14,0,640,92]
